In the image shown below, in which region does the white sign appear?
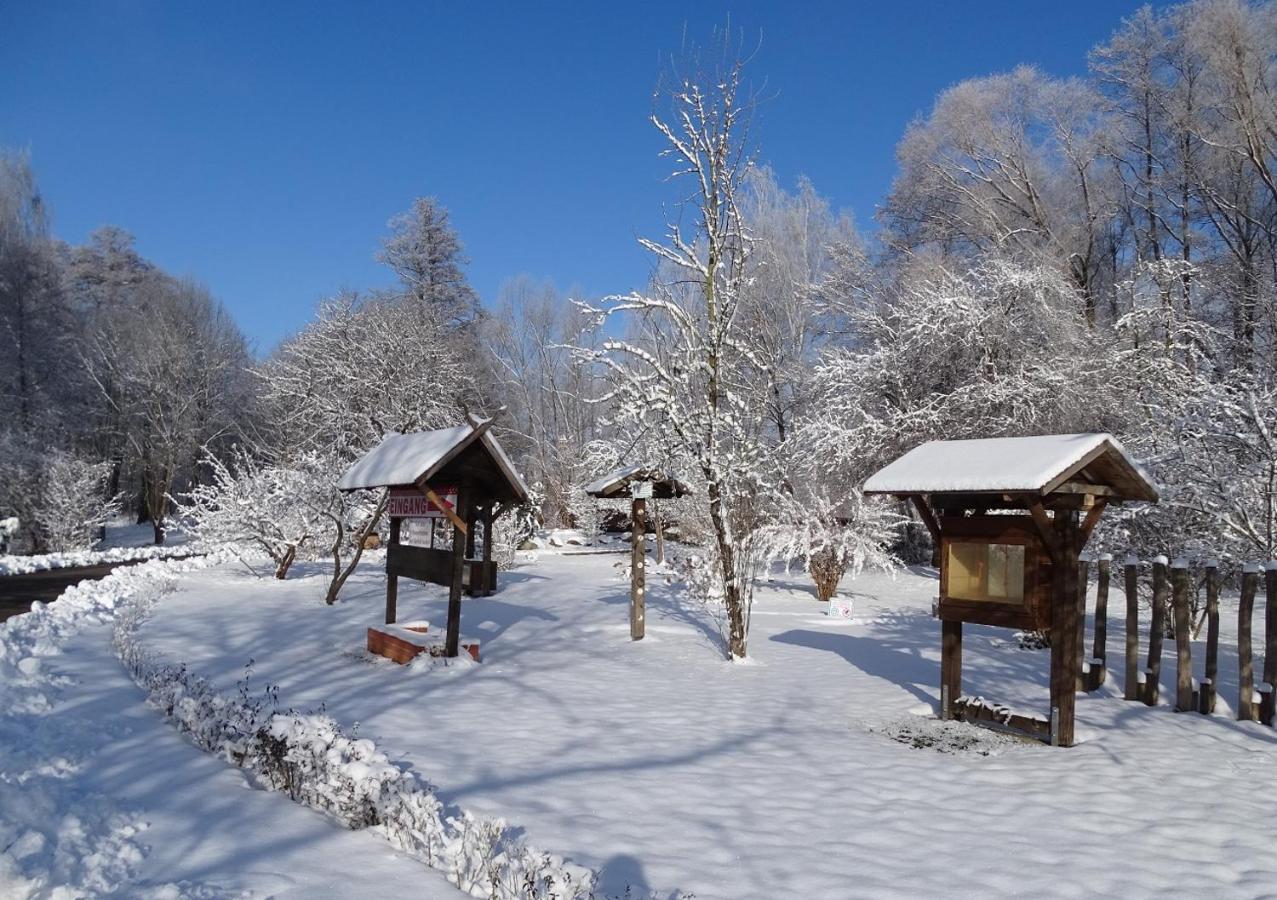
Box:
[827,597,855,619]
[632,482,653,499]
[388,485,457,519]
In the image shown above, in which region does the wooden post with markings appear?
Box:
[1238,567,1259,722]
[1143,559,1168,706]
[1200,563,1220,714]
[1124,558,1140,701]
[630,497,647,640]
[1171,562,1195,712]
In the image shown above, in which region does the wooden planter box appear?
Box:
[366,624,480,664]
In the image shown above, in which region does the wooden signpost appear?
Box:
[584,465,690,642]
[338,416,529,659]
[865,434,1160,747]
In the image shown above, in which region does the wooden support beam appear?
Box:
[444,486,470,658]
[1053,481,1116,497]
[1144,559,1168,707]
[1075,558,1090,692]
[1239,568,1259,722]
[424,485,468,536]
[1171,563,1196,712]
[1091,556,1110,682]
[1200,564,1220,714]
[1049,510,1080,747]
[1078,498,1108,546]
[1026,501,1061,566]
[1262,566,1277,726]
[1124,558,1140,701]
[909,495,941,543]
[385,517,402,625]
[941,620,962,720]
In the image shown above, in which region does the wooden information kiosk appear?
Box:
[865,433,1159,747]
[338,416,529,658]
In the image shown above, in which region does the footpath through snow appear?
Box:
[138,551,1277,899]
[0,558,465,898]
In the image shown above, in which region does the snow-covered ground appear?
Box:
[0,558,464,899]
[131,550,1277,898]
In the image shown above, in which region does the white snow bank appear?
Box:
[0,544,195,577]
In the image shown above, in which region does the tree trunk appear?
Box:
[274,544,297,580]
[324,491,389,605]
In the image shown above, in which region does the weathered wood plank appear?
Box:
[1049,510,1080,747]
[1200,564,1220,715]
[1144,558,1167,707]
[1124,558,1140,701]
[953,697,1051,742]
[1238,568,1259,722]
[941,620,962,720]
[1171,562,1195,712]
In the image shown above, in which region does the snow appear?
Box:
[863,432,1150,495]
[337,423,529,501]
[130,551,1277,898]
[0,558,466,898]
[0,544,193,577]
[583,463,647,496]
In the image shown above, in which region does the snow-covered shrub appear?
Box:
[31,451,121,552]
[181,446,333,579]
[112,573,603,899]
[758,492,901,602]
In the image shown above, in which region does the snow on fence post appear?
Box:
[1238,565,1260,722]
[1075,558,1090,691]
[1200,562,1220,715]
[1171,560,1195,712]
[1261,563,1277,726]
[1124,556,1140,701]
[1144,557,1169,706]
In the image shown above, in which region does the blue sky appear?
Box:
[3,1,1163,353]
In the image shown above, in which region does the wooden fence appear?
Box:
[1076,556,1277,724]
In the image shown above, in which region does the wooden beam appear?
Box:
[909,495,941,543]
[1041,441,1112,496]
[1053,481,1116,497]
[1078,497,1108,547]
[1027,501,1061,565]
[423,485,468,536]
[444,486,470,658]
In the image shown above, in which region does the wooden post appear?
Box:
[1238,566,1259,722]
[481,505,494,597]
[1171,561,1195,712]
[630,497,647,640]
[1124,557,1140,701]
[1143,558,1168,706]
[653,501,665,565]
[940,619,962,720]
[1076,558,1090,691]
[1262,565,1277,726]
[1092,555,1110,674]
[1049,510,1081,747]
[445,486,470,658]
[1200,563,1220,714]
[385,517,402,625]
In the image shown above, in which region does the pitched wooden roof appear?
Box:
[863,433,1158,503]
[338,419,529,503]
[584,464,692,499]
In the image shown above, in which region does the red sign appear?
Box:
[388,486,457,519]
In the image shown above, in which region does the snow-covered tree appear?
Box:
[34,451,121,552]
[378,197,479,327]
[579,36,773,659]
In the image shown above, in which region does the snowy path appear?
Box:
[139,554,1277,899]
[1,618,464,898]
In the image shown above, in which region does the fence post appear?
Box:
[1261,563,1277,726]
[1076,557,1090,691]
[1144,557,1168,706]
[1200,562,1220,715]
[1239,565,1260,722]
[1089,554,1111,689]
[1124,556,1140,701]
[1171,559,1195,712]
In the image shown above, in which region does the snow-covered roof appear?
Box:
[584,464,691,499]
[863,433,1158,502]
[338,421,529,503]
